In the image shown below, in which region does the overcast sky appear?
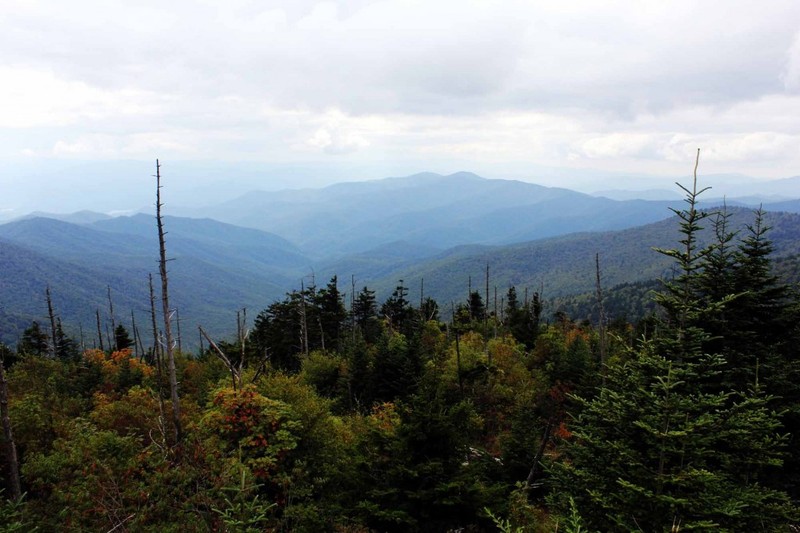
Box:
[2,0,800,213]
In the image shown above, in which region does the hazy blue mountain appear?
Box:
[179,172,687,256]
[91,214,309,272]
[4,172,798,348]
[592,174,800,203]
[591,189,682,201]
[0,215,311,347]
[323,207,800,305]
[763,199,800,213]
[18,210,113,224]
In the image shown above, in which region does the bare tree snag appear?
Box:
[237,308,249,377]
[148,274,162,369]
[199,326,240,390]
[0,351,21,501]
[96,308,105,352]
[155,159,182,444]
[175,308,183,354]
[525,417,554,489]
[107,286,117,351]
[134,324,145,362]
[46,286,57,358]
[130,310,139,359]
[493,285,498,339]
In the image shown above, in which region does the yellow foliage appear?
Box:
[83,348,154,381]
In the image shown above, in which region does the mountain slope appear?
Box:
[323,207,800,305]
[0,216,311,347]
[180,172,681,256]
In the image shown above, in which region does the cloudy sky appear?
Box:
[2,0,800,212]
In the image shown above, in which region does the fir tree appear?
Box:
[549,154,797,530]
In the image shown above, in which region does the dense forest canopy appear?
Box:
[1,174,799,532]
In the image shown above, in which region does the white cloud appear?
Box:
[580,134,656,159]
[2,0,800,185]
[781,29,800,91]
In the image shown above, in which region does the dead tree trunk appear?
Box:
[95,309,105,352]
[0,351,21,501]
[130,310,140,359]
[237,308,248,377]
[175,308,182,354]
[107,286,117,352]
[199,326,240,390]
[155,159,182,444]
[46,286,57,358]
[525,417,555,489]
[148,274,162,369]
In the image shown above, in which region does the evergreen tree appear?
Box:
[55,320,79,361]
[114,324,133,352]
[352,286,381,342]
[504,287,541,348]
[381,281,415,336]
[467,291,485,322]
[252,294,303,372]
[17,321,49,357]
[550,163,797,530]
[550,343,793,531]
[314,276,347,352]
[419,296,440,323]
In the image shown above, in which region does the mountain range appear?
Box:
[2,171,798,348]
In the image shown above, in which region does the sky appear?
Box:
[2,0,800,214]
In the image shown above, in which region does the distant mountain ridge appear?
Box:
[3,171,799,348]
[0,215,311,347]
[174,171,685,256]
[326,207,800,305]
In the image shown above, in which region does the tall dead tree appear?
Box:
[175,308,183,354]
[493,286,498,339]
[79,323,86,352]
[131,310,141,359]
[107,286,117,351]
[199,326,240,391]
[155,159,182,444]
[46,286,57,358]
[96,309,105,352]
[237,308,248,374]
[134,323,145,362]
[148,274,162,368]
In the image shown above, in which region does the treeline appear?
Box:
[0,183,799,531]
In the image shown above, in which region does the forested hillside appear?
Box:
[2,204,799,350]
[0,216,306,346]
[177,172,681,255]
[1,179,799,531]
[333,207,800,306]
